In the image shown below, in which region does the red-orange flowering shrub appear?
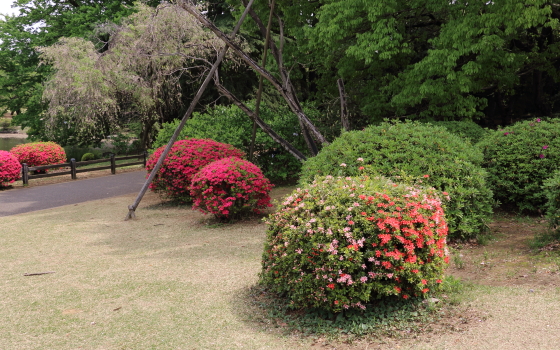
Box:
[259,175,449,312]
[146,139,244,202]
[190,157,273,220]
[10,142,66,172]
[0,150,21,186]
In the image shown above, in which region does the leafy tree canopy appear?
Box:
[0,0,159,140]
[271,0,560,125]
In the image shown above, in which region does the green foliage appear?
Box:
[152,103,313,183]
[0,0,143,142]
[478,118,560,212]
[427,120,490,144]
[250,284,441,337]
[0,118,16,133]
[542,169,560,230]
[300,120,494,240]
[260,175,449,313]
[80,153,96,162]
[272,0,560,124]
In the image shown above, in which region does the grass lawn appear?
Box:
[1,187,560,349]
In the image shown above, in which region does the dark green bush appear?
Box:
[478,118,560,213]
[80,153,96,162]
[427,120,490,144]
[543,169,560,230]
[300,120,493,240]
[151,103,316,183]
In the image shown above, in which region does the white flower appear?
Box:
[357,157,364,162]
[340,163,347,167]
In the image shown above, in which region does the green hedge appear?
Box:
[300,120,494,240]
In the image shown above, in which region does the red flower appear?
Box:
[327,283,335,290]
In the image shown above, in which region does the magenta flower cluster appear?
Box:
[190,157,273,219]
[0,150,21,186]
[146,139,245,201]
[10,142,66,171]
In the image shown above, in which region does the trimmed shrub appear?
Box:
[146,139,244,202]
[0,150,21,186]
[81,153,96,162]
[543,169,560,230]
[259,175,449,312]
[300,120,493,240]
[427,120,490,144]
[190,157,273,220]
[10,142,67,171]
[151,103,319,183]
[478,118,560,212]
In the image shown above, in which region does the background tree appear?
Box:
[40,3,246,149]
[262,0,560,126]
[0,0,160,141]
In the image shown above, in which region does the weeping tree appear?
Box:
[39,3,243,149]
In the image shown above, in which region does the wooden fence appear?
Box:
[21,152,147,185]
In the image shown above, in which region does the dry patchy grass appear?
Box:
[2,189,560,349]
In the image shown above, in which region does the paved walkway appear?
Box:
[0,171,148,217]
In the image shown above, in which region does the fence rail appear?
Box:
[21,152,147,185]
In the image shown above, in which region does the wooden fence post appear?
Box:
[70,158,77,179]
[110,154,116,174]
[143,151,147,167]
[22,163,29,185]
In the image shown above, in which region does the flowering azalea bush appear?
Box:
[0,150,21,186]
[300,120,493,240]
[479,118,560,212]
[146,139,245,202]
[10,142,67,172]
[190,157,273,220]
[259,175,449,313]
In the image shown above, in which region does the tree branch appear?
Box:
[178,0,328,149]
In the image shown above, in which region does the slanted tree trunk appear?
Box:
[178,0,328,156]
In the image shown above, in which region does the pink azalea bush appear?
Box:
[0,150,21,186]
[259,175,449,313]
[190,157,273,220]
[146,139,245,202]
[10,142,66,172]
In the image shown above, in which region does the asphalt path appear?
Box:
[0,170,148,217]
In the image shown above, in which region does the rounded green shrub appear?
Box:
[543,169,560,230]
[427,120,490,144]
[478,118,560,212]
[259,175,449,312]
[81,153,96,162]
[300,120,493,240]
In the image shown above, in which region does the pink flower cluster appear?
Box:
[146,139,244,201]
[10,142,66,172]
[190,157,273,219]
[0,150,21,186]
